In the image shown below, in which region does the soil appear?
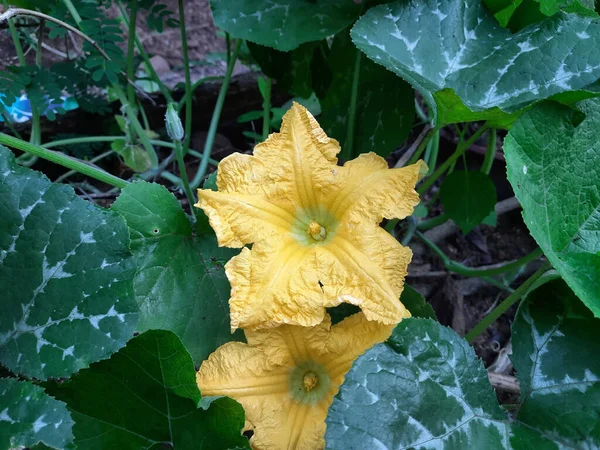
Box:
[1,0,535,399]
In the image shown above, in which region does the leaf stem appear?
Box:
[190,39,242,189]
[54,149,115,183]
[416,231,544,278]
[465,261,551,343]
[262,77,272,140]
[344,48,362,160]
[481,128,496,175]
[2,0,26,66]
[60,0,82,24]
[418,125,488,195]
[175,140,198,222]
[178,0,193,156]
[126,0,139,108]
[406,126,437,167]
[0,133,128,188]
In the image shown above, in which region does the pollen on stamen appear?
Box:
[303,372,318,392]
[308,220,327,241]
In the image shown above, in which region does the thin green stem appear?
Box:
[417,230,544,278]
[465,261,551,343]
[262,77,272,141]
[54,149,115,183]
[176,76,223,112]
[418,126,488,195]
[61,0,82,24]
[1,111,24,140]
[407,126,437,166]
[0,133,128,188]
[190,39,242,189]
[481,128,496,175]
[344,48,362,160]
[114,86,158,168]
[116,0,174,103]
[126,0,139,108]
[30,19,44,146]
[178,0,193,156]
[3,0,26,65]
[225,32,231,66]
[425,129,440,176]
[417,213,448,231]
[175,140,198,222]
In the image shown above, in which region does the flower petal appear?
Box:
[197,189,295,247]
[226,234,326,331]
[322,313,395,381]
[318,224,413,324]
[327,153,426,223]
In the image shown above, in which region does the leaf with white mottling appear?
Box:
[0,378,74,450]
[351,0,600,126]
[210,0,361,51]
[511,278,600,447]
[0,146,138,380]
[504,99,600,317]
[111,182,242,365]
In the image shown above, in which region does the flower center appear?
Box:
[308,221,327,241]
[289,361,331,404]
[291,206,338,246]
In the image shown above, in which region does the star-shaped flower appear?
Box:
[196,103,425,331]
[196,313,393,450]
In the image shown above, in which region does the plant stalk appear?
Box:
[344,48,362,160]
[0,133,128,188]
[178,0,193,156]
[465,261,551,343]
[262,77,272,140]
[481,128,496,175]
[175,140,198,222]
[190,39,242,189]
[126,0,139,108]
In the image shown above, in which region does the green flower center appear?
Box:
[291,206,337,246]
[289,361,331,405]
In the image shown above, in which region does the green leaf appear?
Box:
[319,29,415,159]
[511,278,600,448]
[210,0,361,51]
[46,330,250,450]
[112,139,153,173]
[351,0,600,126]
[504,99,600,317]
[0,146,138,380]
[0,378,74,450]
[111,182,242,365]
[440,171,497,235]
[401,285,437,320]
[326,318,510,449]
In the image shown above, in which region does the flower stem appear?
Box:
[416,230,544,278]
[178,0,193,156]
[190,39,242,189]
[0,133,128,189]
[344,48,362,160]
[481,128,496,175]
[418,125,488,195]
[262,77,272,141]
[175,140,198,222]
[126,0,139,108]
[464,261,551,343]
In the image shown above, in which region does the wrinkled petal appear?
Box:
[322,313,395,381]
[197,313,388,450]
[226,234,326,331]
[317,223,413,324]
[327,153,426,223]
[197,190,295,247]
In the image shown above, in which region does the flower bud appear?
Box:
[165,104,184,141]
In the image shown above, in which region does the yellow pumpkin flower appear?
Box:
[196,312,393,450]
[196,102,425,331]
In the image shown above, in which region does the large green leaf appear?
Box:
[47,330,250,449]
[326,318,510,449]
[504,99,600,317]
[0,146,138,380]
[351,0,600,126]
[440,170,498,235]
[326,313,600,448]
[111,182,242,365]
[0,378,73,450]
[320,29,415,159]
[511,278,600,447]
[210,0,361,51]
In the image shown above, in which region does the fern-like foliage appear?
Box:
[135,0,180,33]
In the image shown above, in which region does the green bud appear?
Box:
[165,104,184,141]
